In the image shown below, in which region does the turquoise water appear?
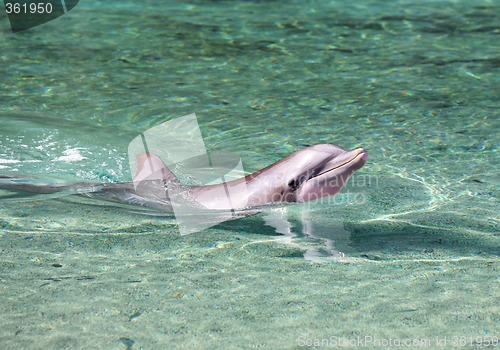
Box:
[0,0,498,348]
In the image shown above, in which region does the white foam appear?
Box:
[54,148,87,162]
[0,159,21,164]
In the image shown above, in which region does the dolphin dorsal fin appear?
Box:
[133,153,178,184]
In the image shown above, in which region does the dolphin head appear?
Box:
[279,144,367,203]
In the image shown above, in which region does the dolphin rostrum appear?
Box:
[0,144,367,212]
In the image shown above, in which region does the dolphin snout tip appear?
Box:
[357,148,368,163]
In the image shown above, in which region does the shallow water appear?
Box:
[0,0,498,349]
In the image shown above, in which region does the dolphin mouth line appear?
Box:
[311,149,367,180]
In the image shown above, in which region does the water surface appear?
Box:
[0,0,498,348]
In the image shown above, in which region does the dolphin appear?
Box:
[0,144,367,212]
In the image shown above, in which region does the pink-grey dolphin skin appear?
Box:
[130,144,367,210]
[0,144,367,211]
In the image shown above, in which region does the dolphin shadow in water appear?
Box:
[264,206,358,261]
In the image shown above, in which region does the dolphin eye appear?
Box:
[288,179,300,192]
[288,172,314,192]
